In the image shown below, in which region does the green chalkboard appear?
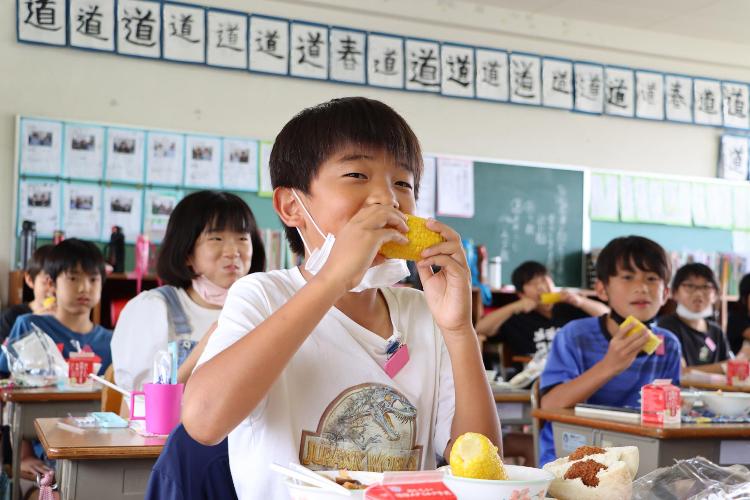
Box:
[439,162,585,287]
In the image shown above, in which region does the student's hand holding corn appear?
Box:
[415,219,473,339]
[316,204,409,293]
[600,320,650,375]
[514,296,538,314]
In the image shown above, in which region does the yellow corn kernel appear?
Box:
[380,214,445,261]
[43,296,56,309]
[540,292,562,305]
[621,315,662,355]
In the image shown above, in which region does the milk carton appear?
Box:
[641,379,681,426]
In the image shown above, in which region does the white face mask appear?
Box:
[676,302,713,321]
[292,190,410,292]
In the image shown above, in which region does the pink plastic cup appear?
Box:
[130,383,184,435]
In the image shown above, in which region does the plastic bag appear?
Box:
[508,349,548,388]
[1,323,68,387]
[632,456,750,500]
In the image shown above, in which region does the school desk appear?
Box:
[34,418,166,500]
[1,387,101,500]
[493,388,531,425]
[533,408,750,477]
[681,380,750,393]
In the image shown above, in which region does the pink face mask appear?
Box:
[191,275,228,307]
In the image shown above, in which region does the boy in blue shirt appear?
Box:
[1,238,112,482]
[539,236,681,465]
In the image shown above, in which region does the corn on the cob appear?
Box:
[380,214,444,261]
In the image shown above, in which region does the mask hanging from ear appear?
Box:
[291,190,409,292]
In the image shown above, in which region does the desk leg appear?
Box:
[10,403,20,500]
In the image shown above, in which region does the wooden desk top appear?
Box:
[1,386,101,403]
[493,389,531,403]
[34,418,166,460]
[532,408,750,439]
[681,381,750,393]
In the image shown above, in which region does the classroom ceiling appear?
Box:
[470,0,750,45]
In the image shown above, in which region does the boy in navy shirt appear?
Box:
[1,238,112,482]
[539,236,681,465]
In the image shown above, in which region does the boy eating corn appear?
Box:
[183,97,500,499]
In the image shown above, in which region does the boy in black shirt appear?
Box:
[727,273,750,356]
[657,263,732,372]
[477,261,609,359]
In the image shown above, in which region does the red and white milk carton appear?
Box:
[68,351,101,385]
[641,379,681,426]
[365,471,456,500]
[727,359,750,387]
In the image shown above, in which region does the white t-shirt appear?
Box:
[197,268,456,500]
[112,287,220,392]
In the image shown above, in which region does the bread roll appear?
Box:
[543,446,638,500]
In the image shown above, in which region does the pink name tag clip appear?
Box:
[655,334,666,356]
[705,336,717,352]
[384,344,409,379]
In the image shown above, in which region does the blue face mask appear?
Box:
[292,190,409,292]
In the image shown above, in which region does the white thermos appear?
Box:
[488,256,502,289]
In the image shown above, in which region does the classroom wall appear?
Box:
[3,0,750,303]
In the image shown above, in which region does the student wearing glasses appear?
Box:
[657,263,733,373]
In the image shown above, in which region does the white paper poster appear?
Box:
[184,136,221,188]
[248,16,289,75]
[222,138,259,191]
[691,183,710,227]
[722,82,750,130]
[366,34,404,89]
[636,71,664,120]
[163,3,205,63]
[509,53,541,105]
[143,189,181,244]
[719,135,749,181]
[405,39,441,92]
[102,187,143,243]
[590,173,618,221]
[290,22,328,80]
[662,181,692,226]
[18,180,60,237]
[69,0,115,51]
[542,58,573,110]
[619,176,636,222]
[694,79,723,126]
[20,119,63,176]
[441,44,474,98]
[665,75,693,123]
[704,184,733,229]
[604,67,635,117]
[62,182,102,240]
[117,0,161,58]
[733,186,750,231]
[258,141,273,197]
[475,49,509,102]
[632,177,653,223]
[206,10,247,69]
[18,0,66,45]
[415,156,436,219]
[329,28,366,84]
[63,124,104,180]
[574,63,604,114]
[105,128,145,183]
[436,157,474,218]
[146,132,185,186]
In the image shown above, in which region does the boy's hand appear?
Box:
[514,297,537,314]
[559,290,583,308]
[416,220,472,339]
[600,321,649,375]
[316,205,409,293]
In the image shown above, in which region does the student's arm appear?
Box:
[683,362,726,374]
[177,322,217,384]
[416,220,501,460]
[560,291,610,317]
[474,298,535,338]
[183,205,410,445]
[111,294,170,392]
[541,320,649,409]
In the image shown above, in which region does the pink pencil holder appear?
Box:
[130,383,184,435]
